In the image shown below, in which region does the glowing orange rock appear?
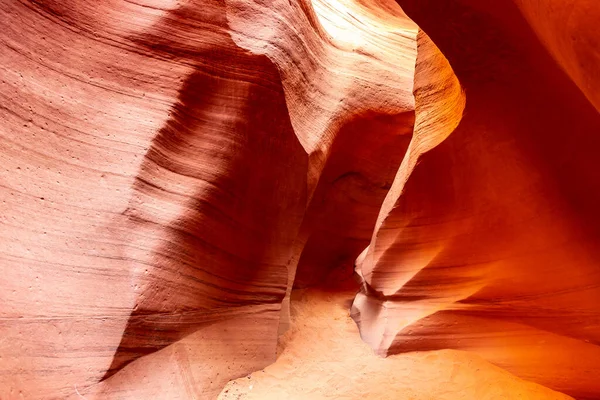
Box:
[1,0,598,399]
[351,1,600,398]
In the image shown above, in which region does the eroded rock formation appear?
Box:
[351,1,600,398]
[0,0,598,399]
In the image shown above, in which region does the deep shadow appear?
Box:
[294,110,414,288]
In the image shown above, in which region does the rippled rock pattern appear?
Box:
[1,0,598,399]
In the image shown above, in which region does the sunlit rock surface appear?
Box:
[0,0,598,399]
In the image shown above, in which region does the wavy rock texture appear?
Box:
[0,0,598,400]
[352,1,600,399]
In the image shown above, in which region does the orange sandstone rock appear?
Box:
[351,1,600,398]
[0,0,598,399]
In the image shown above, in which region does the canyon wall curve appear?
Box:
[1,0,599,399]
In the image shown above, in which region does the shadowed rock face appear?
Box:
[0,0,598,399]
[350,1,600,399]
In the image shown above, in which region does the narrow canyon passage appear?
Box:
[1,0,599,399]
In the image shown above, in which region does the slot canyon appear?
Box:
[1,0,599,399]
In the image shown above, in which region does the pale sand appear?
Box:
[219,285,571,400]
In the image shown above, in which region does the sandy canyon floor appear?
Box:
[219,274,571,400]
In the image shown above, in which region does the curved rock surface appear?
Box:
[352,1,600,399]
[0,0,599,399]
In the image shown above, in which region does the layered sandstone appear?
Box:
[1,0,599,399]
[352,1,600,399]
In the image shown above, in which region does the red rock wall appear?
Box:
[351,1,600,399]
[1,0,599,399]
